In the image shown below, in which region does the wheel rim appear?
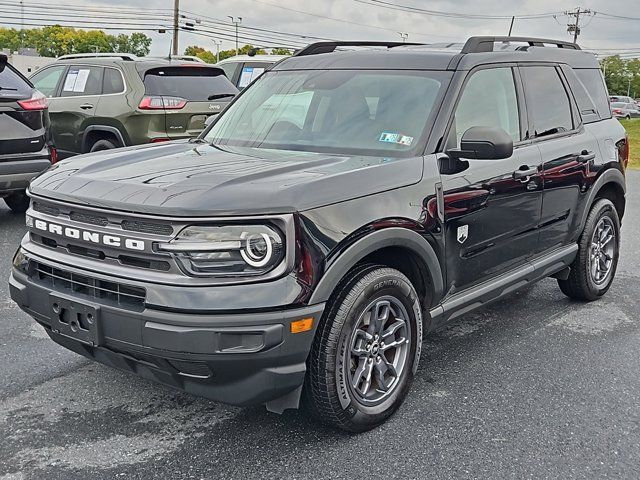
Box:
[346,296,411,405]
[589,216,616,286]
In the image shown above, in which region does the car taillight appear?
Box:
[613,108,622,114]
[138,96,187,110]
[17,90,48,111]
[617,134,630,169]
[150,138,171,143]
[49,146,58,164]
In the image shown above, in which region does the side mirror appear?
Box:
[447,126,514,161]
[0,53,6,73]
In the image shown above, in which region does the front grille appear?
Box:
[32,262,146,310]
[33,201,60,217]
[167,360,212,378]
[69,211,108,226]
[122,220,173,236]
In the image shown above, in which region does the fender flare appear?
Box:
[579,168,626,231]
[82,125,127,152]
[308,227,444,305]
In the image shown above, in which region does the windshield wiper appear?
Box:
[208,93,235,101]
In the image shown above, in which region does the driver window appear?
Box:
[447,68,520,149]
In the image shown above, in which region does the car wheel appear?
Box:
[304,265,423,432]
[3,191,30,213]
[626,115,631,120]
[558,198,620,301]
[90,139,117,152]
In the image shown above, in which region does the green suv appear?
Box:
[29,53,238,158]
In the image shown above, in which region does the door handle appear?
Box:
[577,150,595,163]
[79,103,94,110]
[513,165,538,180]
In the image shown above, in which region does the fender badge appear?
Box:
[457,225,469,244]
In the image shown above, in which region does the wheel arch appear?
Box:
[582,168,626,229]
[82,125,127,153]
[308,227,444,310]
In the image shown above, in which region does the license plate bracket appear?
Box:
[49,294,102,346]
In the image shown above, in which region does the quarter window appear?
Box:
[521,67,574,137]
[103,68,125,95]
[575,69,612,120]
[448,68,520,149]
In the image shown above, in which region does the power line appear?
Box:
[565,7,593,43]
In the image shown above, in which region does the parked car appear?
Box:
[610,95,634,104]
[0,53,54,213]
[610,101,640,119]
[11,37,627,432]
[216,54,288,89]
[29,53,238,158]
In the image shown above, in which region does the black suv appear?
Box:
[0,53,54,212]
[10,37,627,432]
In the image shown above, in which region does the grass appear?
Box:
[619,118,640,169]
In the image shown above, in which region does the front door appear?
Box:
[440,66,543,294]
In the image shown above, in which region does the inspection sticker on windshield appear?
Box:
[379,132,414,146]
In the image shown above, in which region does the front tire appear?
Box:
[558,198,620,301]
[304,265,423,432]
[3,191,30,213]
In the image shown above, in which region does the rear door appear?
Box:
[0,61,47,157]
[520,65,601,253]
[142,66,238,139]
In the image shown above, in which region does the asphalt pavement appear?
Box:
[1,172,640,480]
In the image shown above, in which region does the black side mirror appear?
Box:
[447,126,514,161]
[0,53,7,73]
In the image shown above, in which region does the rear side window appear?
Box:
[521,66,574,138]
[561,65,598,124]
[30,65,66,97]
[575,69,612,120]
[61,66,103,97]
[103,68,125,94]
[0,63,32,99]
[143,67,238,101]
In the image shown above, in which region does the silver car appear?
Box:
[610,101,640,119]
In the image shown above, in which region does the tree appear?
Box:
[270,48,293,56]
[183,44,267,63]
[184,45,217,63]
[0,26,151,57]
[601,55,640,98]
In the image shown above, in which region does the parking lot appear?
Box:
[0,171,636,479]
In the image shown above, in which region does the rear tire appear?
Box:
[558,198,620,301]
[89,139,117,152]
[304,265,423,432]
[3,191,30,213]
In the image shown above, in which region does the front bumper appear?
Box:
[10,252,324,409]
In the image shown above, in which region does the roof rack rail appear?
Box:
[294,41,425,57]
[461,36,580,53]
[56,53,138,61]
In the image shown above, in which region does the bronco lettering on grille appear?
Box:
[32,218,145,251]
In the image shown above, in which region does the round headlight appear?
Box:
[241,232,273,267]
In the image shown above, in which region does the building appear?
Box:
[1,48,54,76]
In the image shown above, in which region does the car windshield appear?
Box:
[204,69,450,156]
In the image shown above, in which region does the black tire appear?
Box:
[304,265,423,432]
[3,191,30,213]
[89,139,117,152]
[558,198,620,301]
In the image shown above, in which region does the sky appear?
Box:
[3,0,640,58]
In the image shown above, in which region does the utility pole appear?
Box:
[172,0,180,56]
[228,16,242,56]
[565,7,592,44]
[212,39,222,63]
[398,32,408,43]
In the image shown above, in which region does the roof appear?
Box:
[272,37,599,72]
[216,54,289,65]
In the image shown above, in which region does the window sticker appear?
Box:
[62,68,91,93]
[379,132,414,146]
[238,67,265,88]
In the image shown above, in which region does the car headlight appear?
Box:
[157,224,285,277]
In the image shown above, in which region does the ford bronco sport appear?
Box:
[10,37,627,432]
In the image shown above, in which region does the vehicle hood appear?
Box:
[29,142,423,216]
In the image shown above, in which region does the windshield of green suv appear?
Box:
[204,69,450,156]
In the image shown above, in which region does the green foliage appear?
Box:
[619,118,640,169]
[183,44,273,63]
[601,55,640,98]
[0,26,151,57]
[270,48,293,56]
